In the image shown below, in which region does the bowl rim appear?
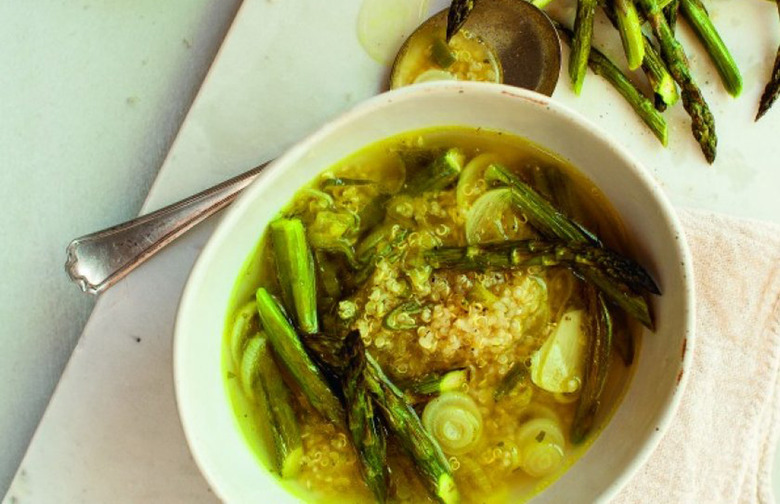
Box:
[173,80,696,503]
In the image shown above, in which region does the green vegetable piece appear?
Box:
[383,301,423,330]
[757,18,780,121]
[494,361,529,400]
[483,164,598,245]
[556,24,668,146]
[680,0,742,96]
[270,218,319,334]
[342,331,388,503]
[422,392,483,455]
[636,0,717,163]
[466,282,500,306]
[569,0,597,94]
[255,288,343,426]
[432,38,457,68]
[446,0,476,42]
[254,337,304,478]
[364,354,459,504]
[571,292,614,443]
[665,0,680,31]
[403,148,465,196]
[402,368,470,398]
[614,0,645,70]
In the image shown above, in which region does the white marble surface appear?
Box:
[0,0,241,495]
[2,0,779,502]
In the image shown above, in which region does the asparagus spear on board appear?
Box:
[571,290,614,443]
[255,288,344,426]
[364,354,459,504]
[446,0,476,42]
[680,0,743,96]
[757,0,780,120]
[342,331,388,503]
[555,23,668,145]
[270,218,319,334]
[570,0,599,94]
[601,4,680,110]
[636,0,718,163]
[613,0,645,70]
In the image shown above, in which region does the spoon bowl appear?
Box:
[390,0,561,95]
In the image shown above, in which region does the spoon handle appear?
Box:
[65,161,270,294]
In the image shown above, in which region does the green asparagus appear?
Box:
[446,0,476,42]
[270,218,319,334]
[364,354,459,504]
[400,368,470,398]
[637,0,718,163]
[556,24,668,145]
[255,288,344,425]
[253,337,304,477]
[757,0,780,120]
[342,331,388,503]
[571,291,613,443]
[570,0,598,94]
[680,0,742,96]
[614,0,645,70]
[403,148,465,196]
[665,0,680,31]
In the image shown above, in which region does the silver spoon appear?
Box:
[65,1,560,294]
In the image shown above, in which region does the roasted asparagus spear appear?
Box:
[680,0,743,96]
[256,288,344,425]
[556,23,668,145]
[757,0,780,120]
[270,218,319,334]
[570,0,599,94]
[614,0,645,70]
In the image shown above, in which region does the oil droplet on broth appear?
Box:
[357,0,430,65]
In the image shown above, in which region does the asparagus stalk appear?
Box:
[252,337,304,477]
[483,164,599,244]
[342,331,388,503]
[614,0,645,70]
[255,288,344,426]
[679,0,743,96]
[364,354,459,504]
[403,148,465,196]
[446,0,476,42]
[757,0,780,120]
[570,0,599,94]
[665,0,680,32]
[425,240,656,328]
[601,4,680,109]
[494,361,529,400]
[571,291,613,443]
[556,24,668,145]
[270,218,319,334]
[637,0,718,163]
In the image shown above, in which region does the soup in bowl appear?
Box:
[174,82,694,503]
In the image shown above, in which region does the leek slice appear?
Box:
[422,391,483,455]
[530,309,587,394]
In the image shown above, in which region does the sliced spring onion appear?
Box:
[515,417,566,478]
[456,154,502,214]
[422,391,483,455]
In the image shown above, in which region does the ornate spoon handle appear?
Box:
[65,162,269,294]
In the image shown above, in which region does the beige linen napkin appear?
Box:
[614,209,780,504]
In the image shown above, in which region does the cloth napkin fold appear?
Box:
[615,209,780,504]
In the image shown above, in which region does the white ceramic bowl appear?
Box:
[174,82,695,503]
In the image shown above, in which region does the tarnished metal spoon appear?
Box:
[65,1,561,294]
[391,0,560,95]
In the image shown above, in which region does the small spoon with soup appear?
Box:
[390,0,561,95]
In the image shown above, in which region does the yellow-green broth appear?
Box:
[224,127,640,503]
